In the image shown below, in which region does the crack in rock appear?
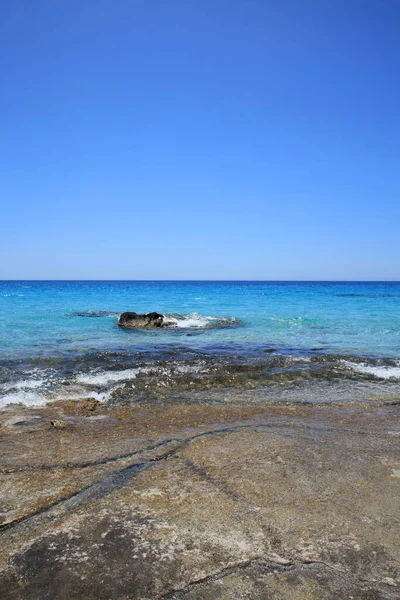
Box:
[0,420,376,474]
[159,558,399,599]
[0,419,391,536]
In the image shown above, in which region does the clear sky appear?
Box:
[1,0,399,280]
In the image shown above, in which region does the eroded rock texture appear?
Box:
[118,312,166,329]
[0,400,399,599]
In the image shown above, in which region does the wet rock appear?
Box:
[50,419,69,430]
[5,416,43,428]
[78,398,102,414]
[118,311,166,329]
[47,398,102,416]
[4,415,47,433]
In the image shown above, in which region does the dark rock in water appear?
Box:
[118,312,166,329]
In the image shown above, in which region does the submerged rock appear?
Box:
[75,311,119,318]
[118,312,168,329]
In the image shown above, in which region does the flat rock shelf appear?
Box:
[0,397,399,599]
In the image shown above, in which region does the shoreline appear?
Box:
[2,346,400,410]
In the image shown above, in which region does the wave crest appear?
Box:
[164,313,241,329]
[342,360,400,380]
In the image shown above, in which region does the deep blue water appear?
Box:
[1,281,400,406]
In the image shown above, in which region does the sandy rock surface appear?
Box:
[0,399,399,599]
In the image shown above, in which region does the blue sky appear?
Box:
[1,0,399,280]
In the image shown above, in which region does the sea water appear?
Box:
[1,281,400,407]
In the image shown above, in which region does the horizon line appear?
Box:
[1,279,400,283]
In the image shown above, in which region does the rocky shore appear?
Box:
[0,395,399,599]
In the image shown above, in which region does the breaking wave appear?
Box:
[342,360,400,380]
[2,349,400,408]
[76,364,203,385]
[0,387,110,409]
[164,313,241,329]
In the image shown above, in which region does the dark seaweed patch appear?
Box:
[336,294,400,298]
[74,311,120,317]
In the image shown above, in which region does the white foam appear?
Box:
[343,361,400,380]
[76,368,140,385]
[76,363,203,386]
[0,363,205,408]
[0,378,46,391]
[165,313,233,328]
[0,390,48,408]
[268,317,304,326]
[0,385,115,408]
[174,364,202,374]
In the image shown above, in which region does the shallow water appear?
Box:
[1,281,400,407]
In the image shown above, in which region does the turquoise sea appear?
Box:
[1,281,400,407]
